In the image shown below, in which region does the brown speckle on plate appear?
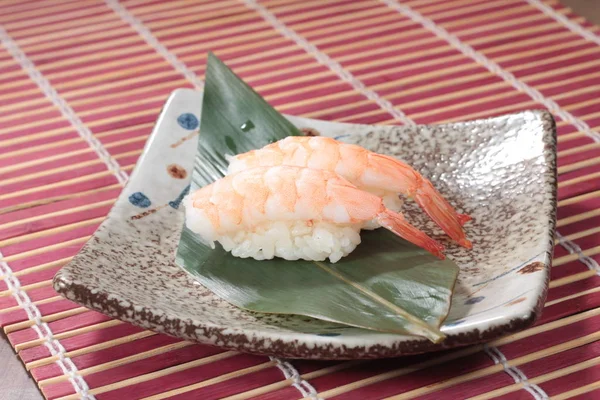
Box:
[506,297,527,306]
[301,127,320,136]
[167,163,187,179]
[518,262,544,274]
[52,89,556,359]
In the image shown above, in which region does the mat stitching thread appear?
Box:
[39,331,92,399]
[382,0,600,143]
[104,4,320,398]
[235,1,415,395]
[0,253,94,399]
[270,357,320,400]
[365,1,585,396]
[106,0,204,90]
[0,24,109,397]
[484,344,549,399]
[242,0,415,126]
[556,231,600,274]
[387,0,600,272]
[0,25,129,184]
[526,0,600,46]
[0,4,584,400]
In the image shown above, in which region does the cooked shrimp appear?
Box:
[228,136,472,248]
[184,166,445,261]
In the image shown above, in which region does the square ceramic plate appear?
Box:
[54,89,556,359]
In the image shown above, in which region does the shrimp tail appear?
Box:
[368,154,471,249]
[377,210,445,259]
[413,180,473,249]
[457,213,472,226]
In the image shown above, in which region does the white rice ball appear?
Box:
[226,221,361,263]
[184,194,363,263]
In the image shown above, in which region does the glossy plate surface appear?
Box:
[54,89,556,359]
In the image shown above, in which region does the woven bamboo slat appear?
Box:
[1,0,599,399]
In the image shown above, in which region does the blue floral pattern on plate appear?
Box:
[177,113,199,130]
[53,89,556,359]
[128,192,151,208]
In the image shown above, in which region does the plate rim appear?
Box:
[53,88,557,359]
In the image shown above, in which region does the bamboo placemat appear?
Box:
[1,0,600,398]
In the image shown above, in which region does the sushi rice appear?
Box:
[183,166,446,262]
[184,193,361,263]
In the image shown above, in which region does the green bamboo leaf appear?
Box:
[175,52,459,343]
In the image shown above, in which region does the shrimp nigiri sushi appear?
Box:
[227,136,472,248]
[183,166,444,263]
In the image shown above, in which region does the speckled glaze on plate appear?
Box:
[53,89,557,359]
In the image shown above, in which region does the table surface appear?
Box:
[0,0,598,399]
[0,337,40,400]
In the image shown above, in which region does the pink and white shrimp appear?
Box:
[183,166,445,263]
[227,136,472,248]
